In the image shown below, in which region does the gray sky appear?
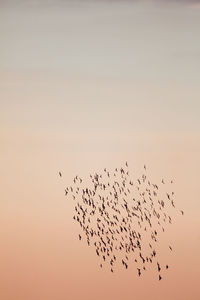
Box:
[0,0,200,136]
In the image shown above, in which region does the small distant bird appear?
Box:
[59,172,62,177]
[157,262,161,272]
[159,275,162,280]
[166,265,169,269]
[180,210,184,215]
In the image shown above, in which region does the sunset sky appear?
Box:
[0,1,200,299]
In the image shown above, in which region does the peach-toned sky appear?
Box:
[0,1,200,300]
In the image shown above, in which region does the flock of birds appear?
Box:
[59,162,184,280]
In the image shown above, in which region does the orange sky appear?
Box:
[0,1,200,300]
[1,127,199,300]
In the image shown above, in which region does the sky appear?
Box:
[0,1,200,300]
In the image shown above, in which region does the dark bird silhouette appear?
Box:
[59,172,62,177]
[157,262,161,272]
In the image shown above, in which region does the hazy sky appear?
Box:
[1,0,200,135]
[0,1,200,300]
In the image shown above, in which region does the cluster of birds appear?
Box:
[59,162,184,280]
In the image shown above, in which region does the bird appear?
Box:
[59,172,62,177]
[157,262,161,272]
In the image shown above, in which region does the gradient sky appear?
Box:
[0,1,200,300]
